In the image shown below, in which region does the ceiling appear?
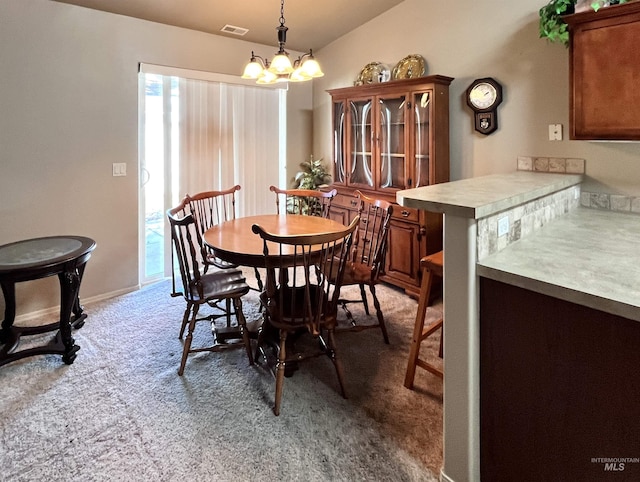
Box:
[53,0,405,52]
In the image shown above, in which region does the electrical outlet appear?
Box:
[498,216,509,237]
[548,124,562,141]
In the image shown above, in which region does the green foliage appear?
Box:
[286,156,332,215]
[291,156,332,190]
[539,0,628,46]
[539,0,575,46]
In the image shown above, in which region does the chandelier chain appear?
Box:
[279,0,286,27]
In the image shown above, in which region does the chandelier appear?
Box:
[241,0,324,85]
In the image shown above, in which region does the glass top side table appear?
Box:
[0,235,96,367]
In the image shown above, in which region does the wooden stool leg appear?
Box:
[404,265,434,389]
[417,319,443,379]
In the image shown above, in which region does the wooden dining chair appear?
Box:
[168,195,191,298]
[187,185,241,272]
[333,190,393,344]
[251,216,359,416]
[269,185,337,218]
[167,206,254,376]
[187,185,263,293]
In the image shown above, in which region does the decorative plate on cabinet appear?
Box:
[391,54,426,80]
[355,62,391,85]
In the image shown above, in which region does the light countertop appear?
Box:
[478,207,640,322]
[397,171,583,219]
[397,171,639,322]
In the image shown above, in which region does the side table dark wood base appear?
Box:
[0,312,87,367]
[0,236,96,368]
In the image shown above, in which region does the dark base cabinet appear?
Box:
[480,278,640,481]
[327,187,442,297]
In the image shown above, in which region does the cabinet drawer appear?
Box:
[328,205,351,226]
[391,205,419,223]
[333,193,360,210]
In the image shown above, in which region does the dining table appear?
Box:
[203,214,350,364]
[203,213,349,269]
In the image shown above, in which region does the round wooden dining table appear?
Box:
[203,214,348,268]
[203,214,350,360]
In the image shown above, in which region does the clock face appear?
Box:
[469,82,498,110]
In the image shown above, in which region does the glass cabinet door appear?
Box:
[412,91,431,188]
[378,94,407,190]
[348,99,374,188]
[332,100,346,184]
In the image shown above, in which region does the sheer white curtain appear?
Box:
[230,85,283,216]
[177,77,283,216]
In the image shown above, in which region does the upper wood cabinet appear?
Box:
[565,1,640,140]
[328,75,453,194]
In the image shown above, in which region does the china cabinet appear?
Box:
[326,75,453,296]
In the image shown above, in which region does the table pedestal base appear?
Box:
[212,317,262,343]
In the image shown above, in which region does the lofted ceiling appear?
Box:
[53,0,405,52]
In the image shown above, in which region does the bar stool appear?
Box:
[404,250,443,389]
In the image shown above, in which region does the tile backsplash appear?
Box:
[477,185,581,260]
[519,156,639,214]
[580,191,640,214]
[517,156,585,174]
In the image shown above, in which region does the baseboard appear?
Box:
[14,285,141,324]
[440,468,455,482]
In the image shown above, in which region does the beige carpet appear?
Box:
[0,268,443,481]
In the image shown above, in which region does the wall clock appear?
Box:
[466,77,503,135]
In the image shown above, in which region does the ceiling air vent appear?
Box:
[221,25,249,36]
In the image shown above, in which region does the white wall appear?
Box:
[313,0,640,194]
[0,0,311,315]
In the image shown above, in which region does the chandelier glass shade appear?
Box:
[241,0,324,84]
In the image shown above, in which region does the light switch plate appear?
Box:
[112,163,127,176]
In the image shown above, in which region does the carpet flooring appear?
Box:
[0,268,444,481]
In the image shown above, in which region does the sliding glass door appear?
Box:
[138,67,285,284]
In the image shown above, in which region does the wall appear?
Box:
[313,0,640,196]
[311,2,640,480]
[0,0,311,316]
[3,1,636,320]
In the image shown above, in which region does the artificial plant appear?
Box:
[291,156,332,189]
[287,156,332,215]
[539,0,628,46]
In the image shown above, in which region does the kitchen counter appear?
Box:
[397,170,590,482]
[398,171,583,219]
[478,207,640,322]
